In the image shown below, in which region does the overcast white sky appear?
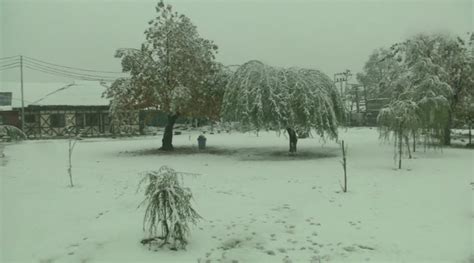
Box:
[0,0,472,82]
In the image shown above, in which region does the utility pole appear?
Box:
[334,69,352,125]
[20,55,25,131]
[334,69,352,98]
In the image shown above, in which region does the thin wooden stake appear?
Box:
[341,140,347,193]
[398,123,403,169]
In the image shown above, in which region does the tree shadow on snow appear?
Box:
[121,145,339,161]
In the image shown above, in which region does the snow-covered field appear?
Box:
[0,128,473,263]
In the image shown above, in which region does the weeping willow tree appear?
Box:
[385,33,473,145]
[378,100,420,169]
[222,60,344,153]
[375,34,459,168]
[377,64,452,168]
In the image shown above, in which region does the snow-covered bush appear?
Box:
[138,166,201,250]
[0,125,27,141]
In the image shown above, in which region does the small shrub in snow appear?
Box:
[138,166,201,250]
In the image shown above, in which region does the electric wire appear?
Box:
[23,56,125,74]
[23,60,120,80]
[24,65,116,82]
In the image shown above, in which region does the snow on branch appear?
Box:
[222,60,344,139]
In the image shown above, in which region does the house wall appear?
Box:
[0,111,20,127]
[22,107,139,139]
[365,98,389,126]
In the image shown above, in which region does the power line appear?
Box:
[24,65,116,82]
[31,82,77,105]
[0,55,20,61]
[0,65,20,71]
[0,62,21,68]
[23,56,125,74]
[0,58,20,65]
[23,59,120,80]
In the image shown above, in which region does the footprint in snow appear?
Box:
[95,210,109,219]
[343,246,356,252]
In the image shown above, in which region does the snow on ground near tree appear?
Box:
[0,128,473,263]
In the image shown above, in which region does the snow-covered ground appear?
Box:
[0,128,473,263]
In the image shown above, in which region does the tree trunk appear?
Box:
[412,131,416,153]
[469,122,472,145]
[355,87,360,113]
[160,114,179,151]
[398,124,403,169]
[443,110,452,146]
[405,136,412,159]
[286,128,298,154]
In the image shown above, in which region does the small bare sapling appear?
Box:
[66,126,82,187]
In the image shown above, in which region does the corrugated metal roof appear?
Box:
[0,81,109,107]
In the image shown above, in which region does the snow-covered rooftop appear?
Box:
[0,81,109,108]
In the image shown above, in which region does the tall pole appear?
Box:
[20,55,25,131]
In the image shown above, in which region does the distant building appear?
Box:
[0,92,18,126]
[365,98,390,126]
[0,82,139,138]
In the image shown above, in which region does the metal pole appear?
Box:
[20,55,25,131]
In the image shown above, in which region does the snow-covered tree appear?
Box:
[139,166,201,250]
[356,48,403,100]
[222,60,344,153]
[388,33,473,145]
[378,100,420,169]
[455,76,474,146]
[454,33,474,146]
[105,1,220,150]
[375,33,473,159]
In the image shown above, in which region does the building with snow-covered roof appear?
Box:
[0,81,140,138]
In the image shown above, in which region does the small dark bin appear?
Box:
[197,135,207,150]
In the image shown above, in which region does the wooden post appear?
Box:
[398,123,403,169]
[20,56,25,131]
[355,86,360,113]
[342,140,347,192]
[469,122,472,145]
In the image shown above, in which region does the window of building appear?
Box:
[75,113,85,128]
[85,113,99,126]
[102,113,110,126]
[50,114,65,128]
[25,114,36,123]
